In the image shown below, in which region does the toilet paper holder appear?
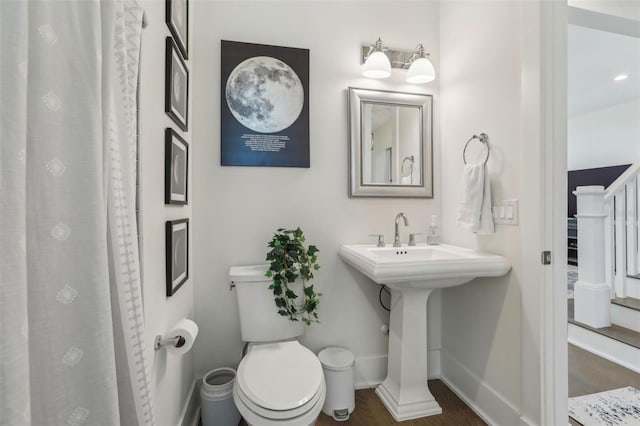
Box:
[154,334,186,351]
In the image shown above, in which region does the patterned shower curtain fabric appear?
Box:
[0,1,154,425]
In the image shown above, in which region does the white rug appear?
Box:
[569,387,640,426]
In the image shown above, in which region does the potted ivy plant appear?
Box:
[265,227,321,325]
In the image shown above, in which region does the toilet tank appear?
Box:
[230,264,304,343]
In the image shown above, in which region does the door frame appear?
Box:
[539,4,640,425]
[524,1,568,425]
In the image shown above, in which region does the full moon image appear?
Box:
[225,56,304,133]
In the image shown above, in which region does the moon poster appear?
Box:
[221,40,310,167]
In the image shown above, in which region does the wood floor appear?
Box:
[568,343,640,397]
[238,379,483,426]
[316,380,484,426]
[567,299,640,348]
[235,346,639,426]
[568,343,640,426]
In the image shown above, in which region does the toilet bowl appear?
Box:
[230,264,326,425]
[233,341,326,425]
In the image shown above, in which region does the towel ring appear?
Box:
[463,133,490,165]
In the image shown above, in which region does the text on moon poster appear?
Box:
[221,40,310,167]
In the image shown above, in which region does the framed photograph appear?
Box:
[166,218,189,297]
[221,40,310,168]
[166,0,188,59]
[165,37,189,131]
[165,129,189,205]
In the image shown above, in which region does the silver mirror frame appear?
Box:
[348,87,433,198]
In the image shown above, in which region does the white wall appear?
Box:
[568,0,640,21]
[192,1,441,386]
[139,2,195,424]
[439,2,527,424]
[568,99,640,170]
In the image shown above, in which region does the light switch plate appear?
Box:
[492,199,519,225]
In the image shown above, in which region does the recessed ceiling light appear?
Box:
[614,74,629,81]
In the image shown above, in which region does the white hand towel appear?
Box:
[456,163,495,234]
[476,166,495,235]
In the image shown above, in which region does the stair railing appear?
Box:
[573,162,640,328]
[604,163,640,299]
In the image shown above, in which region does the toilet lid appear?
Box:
[237,341,322,411]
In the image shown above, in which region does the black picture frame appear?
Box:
[220,40,310,168]
[165,128,189,205]
[166,218,189,297]
[166,0,188,60]
[165,37,189,131]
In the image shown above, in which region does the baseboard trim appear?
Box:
[440,350,520,426]
[354,349,441,390]
[625,276,640,299]
[354,355,387,389]
[428,348,441,379]
[568,323,640,373]
[179,378,201,426]
[611,302,640,333]
[519,415,537,426]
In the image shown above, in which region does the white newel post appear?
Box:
[573,186,611,328]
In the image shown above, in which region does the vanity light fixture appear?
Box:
[362,38,392,79]
[361,39,435,84]
[405,44,435,84]
[614,73,629,81]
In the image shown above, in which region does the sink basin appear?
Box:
[338,243,511,289]
[339,243,510,421]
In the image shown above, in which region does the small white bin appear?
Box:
[318,347,355,421]
[200,368,241,426]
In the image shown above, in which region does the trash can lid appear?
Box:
[318,347,354,371]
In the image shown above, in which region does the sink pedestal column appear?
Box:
[376,287,442,421]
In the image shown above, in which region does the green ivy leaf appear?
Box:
[285,270,297,282]
[270,261,281,271]
[285,289,297,299]
[265,227,321,325]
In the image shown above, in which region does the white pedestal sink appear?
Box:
[338,244,511,421]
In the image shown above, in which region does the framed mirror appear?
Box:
[348,87,433,198]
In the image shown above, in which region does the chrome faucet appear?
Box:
[394,213,409,247]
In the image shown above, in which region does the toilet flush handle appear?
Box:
[229,281,236,291]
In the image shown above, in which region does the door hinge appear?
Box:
[541,251,552,265]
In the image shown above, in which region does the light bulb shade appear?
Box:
[406,57,435,84]
[362,51,391,79]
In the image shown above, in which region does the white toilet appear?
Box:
[230,264,326,426]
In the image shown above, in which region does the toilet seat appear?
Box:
[234,341,326,424]
[235,375,324,420]
[236,341,323,411]
[233,377,326,426]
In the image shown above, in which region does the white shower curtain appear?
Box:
[0,1,154,425]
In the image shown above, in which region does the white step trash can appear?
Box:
[200,367,241,426]
[318,347,355,421]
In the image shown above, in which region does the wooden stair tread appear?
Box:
[568,299,640,349]
[612,297,640,312]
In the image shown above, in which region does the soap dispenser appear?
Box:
[426,215,440,245]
